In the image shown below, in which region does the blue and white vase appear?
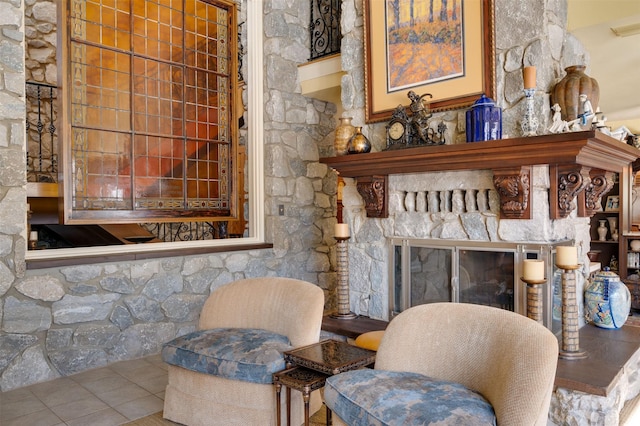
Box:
[465,94,502,142]
[584,267,630,329]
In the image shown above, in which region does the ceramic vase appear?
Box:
[347,127,371,154]
[607,216,618,234]
[551,65,600,121]
[598,220,608,241]
[334,117,355,156]
[465,94,502,142]
[584,267,630,329]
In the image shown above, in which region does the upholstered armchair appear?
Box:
[325,302,559,425]
[162,277,325,426]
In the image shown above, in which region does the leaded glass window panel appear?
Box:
[66,0,237,222]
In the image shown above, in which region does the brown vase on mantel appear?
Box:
[551,65,600,121]
[334,117,355,156]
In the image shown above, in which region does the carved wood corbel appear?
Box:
[355,175,388,218]
[492,167,531,219]
[550,164,591,219]
[577,169,615,217]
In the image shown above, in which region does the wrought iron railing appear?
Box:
[142,221,230,242]
[26,81,58,183]
[309,0,341,60]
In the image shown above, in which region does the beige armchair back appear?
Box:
[199,277,324,347]
[375,302,558,425]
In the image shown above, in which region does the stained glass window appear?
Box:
[66,0,236,222]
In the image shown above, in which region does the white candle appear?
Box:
[335,223,350,238]
[523,259,545,280]
[30,230,38,241]
[556,246,577,266]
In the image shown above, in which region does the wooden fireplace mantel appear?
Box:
[320,131,640,219]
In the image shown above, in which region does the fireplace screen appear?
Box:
[391,238,570,332]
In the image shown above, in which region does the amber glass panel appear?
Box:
[69,0,233,219]
[71,43,131,132]
[72,128,132,210]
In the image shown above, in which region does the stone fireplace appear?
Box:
[336,165,590,324]
[323,131,638,324]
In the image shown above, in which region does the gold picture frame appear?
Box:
[364,0,496,123]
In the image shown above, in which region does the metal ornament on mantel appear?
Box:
[347,127,371,154]
[384,91,446,150]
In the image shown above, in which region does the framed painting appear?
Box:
[364,0,496,123]
[605,195,619,212]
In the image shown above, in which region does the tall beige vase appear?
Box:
[334,117,355,156]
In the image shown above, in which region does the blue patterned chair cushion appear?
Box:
[162,328,292,384]
[325,369,496,426]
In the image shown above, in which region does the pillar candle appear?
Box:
[523,66,536,89]
[30,231,38,241]
[556,246,577,266]
[335,223,350,238]
[523,259,545,280]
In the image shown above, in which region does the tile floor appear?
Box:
[0,354,168,426]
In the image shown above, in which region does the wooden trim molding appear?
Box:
[321,131,639,219]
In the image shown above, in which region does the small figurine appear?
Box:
[408,90,431,120]
[578,93,595,126]
[548,103,569,133]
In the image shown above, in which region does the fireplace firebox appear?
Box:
[390,238,572,333]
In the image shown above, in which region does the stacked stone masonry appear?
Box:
[1,1,640,424]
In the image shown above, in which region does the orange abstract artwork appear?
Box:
[385,0,464,92]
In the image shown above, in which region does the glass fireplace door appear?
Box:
[390,238,569,331]
[458,248,515,310]
[392,244,454,315]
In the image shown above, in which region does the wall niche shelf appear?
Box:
[320,131,640,220]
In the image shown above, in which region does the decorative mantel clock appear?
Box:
[385,91,446,150]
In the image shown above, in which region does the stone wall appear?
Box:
[0,0,339,391]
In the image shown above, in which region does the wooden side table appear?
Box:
[273,339,376,426]
[273,367,330,426]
